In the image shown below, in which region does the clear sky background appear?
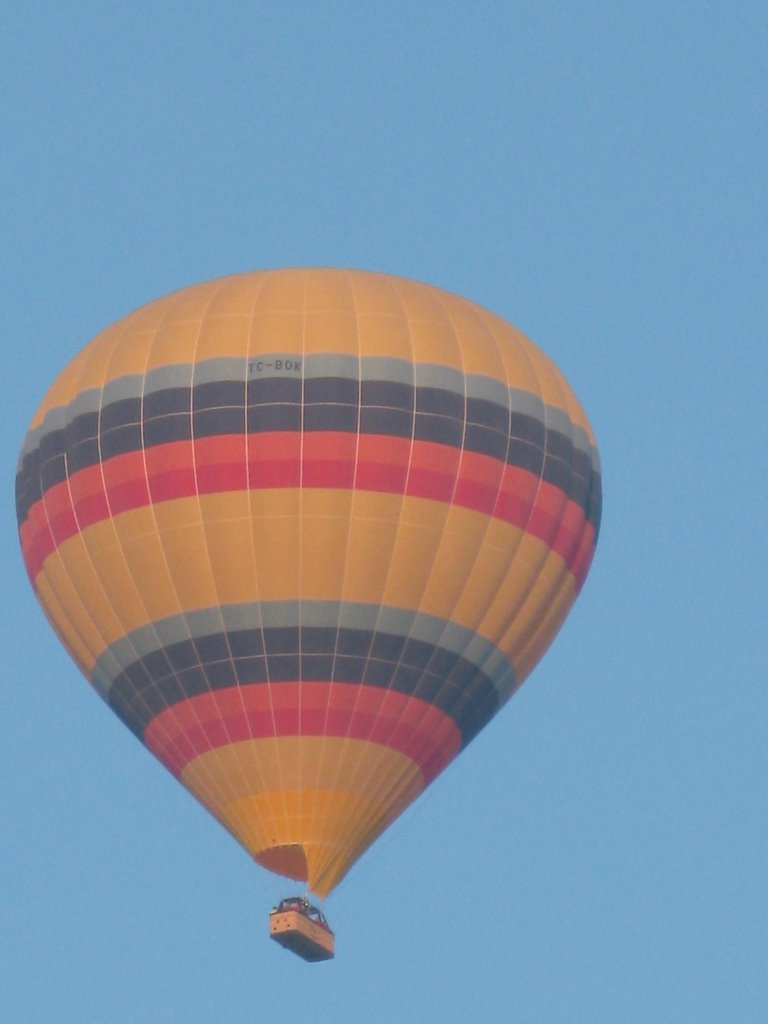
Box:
[2,4,765,1021]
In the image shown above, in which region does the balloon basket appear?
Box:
[269,898,335,962]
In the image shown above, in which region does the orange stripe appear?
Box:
[180,734,427,896]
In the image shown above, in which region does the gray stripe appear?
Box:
[90,600,516,703]
[18,405,66,464]
[194,357,246,385]
[359,357,414,386]
[544,405,572,440]
[147,363,195,391]
[103,375,143,404]
[414,362,465,395]
[67,387,102,424]
[466,374,512,409]
[23,354,600,474]
[304,354,359,380]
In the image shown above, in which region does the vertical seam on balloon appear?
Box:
[36,332,123,708]
[94,307,208,793]
[241,272,273,824]
[480,325,566,695]
[314,742,424,895]
[297,269,308,851]
[345,285,473,837]
[327,273,390,891]
[82,306,211,806]
[245,282,278,727]
[511,364,582,679]
[326,276,429,874]
[56,319,188,769]
[47,343,116,673]
[307,272,363,886]
[306,279,404,886]
[310,272,369,892]
[184,279,258,825]
[469,322,549,697]
[430,302,524,721]
[128,290,228,815]
[364,285,461,766]
[136,285,234,818]
[507,351,577,685]
[394,291,510,751]
[417,299,495,737]
[391,286,470,750]
[358,296,511,842]
[242,273,299,870]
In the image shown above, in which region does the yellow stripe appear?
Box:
[36,489,571,677]
[181,736,422,802]
[513,572,578,682]
[303,270,361,356]
[29,271,592,431]
[28,324,114,428]
[225,789,405,896]
[35,569,98,680]
[181,736,424,896]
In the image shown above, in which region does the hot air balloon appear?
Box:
[16,269,600,954]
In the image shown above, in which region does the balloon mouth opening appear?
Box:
[254,844,308,884]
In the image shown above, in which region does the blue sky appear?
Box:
[2,4,766,1021]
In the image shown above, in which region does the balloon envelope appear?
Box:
[16,269,601,897]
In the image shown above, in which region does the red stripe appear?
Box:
[21,432,595,584]
[144,682,463,784]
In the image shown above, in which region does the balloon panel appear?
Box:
[16,269,601,896]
